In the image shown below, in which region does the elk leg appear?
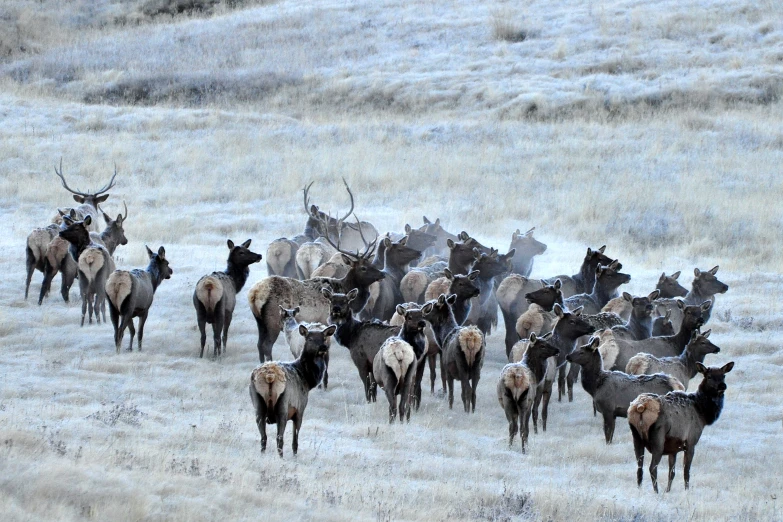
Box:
[502,309,519,359]
[470,375,479,413]
[446,375,454,409]
[632,429,645,487]
[212,311,224,357]
[60,265,75,302]
[319,352,329,389]
[439,352,447,395]
[522,402,533,453]
[427,353,436,394]
[254,316,277,363]
[25,250,36,300]
[460,377,471,413]
[506,407,518,448]
[38,259,56,305]
[276,417,287,458]
[197,311,207,359]
[649,449,663,494]
[531,386,543,434]
[136,310,149,351]
[80,284,89,327]
[110,306,122,354]
[557,364,566,402]
[666,454,677,493]
[127,319,136,352]
[249,386,267,452]
[384,382,398,424]
[566,363,580,402]
[683,445,695,490]
[602,412,616,444]
[222,310,233,354]
[541,379,553,432]
[292,411,303,456]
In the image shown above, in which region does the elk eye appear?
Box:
[361,267,367,272]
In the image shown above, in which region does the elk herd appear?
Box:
[25,166,734,493]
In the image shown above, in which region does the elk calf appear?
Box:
[250,324,336,457]
[566,337,684,444]
[279,306,332,388]
[628,362,734,492]
[194,239,262,358]
[106,246,173,353]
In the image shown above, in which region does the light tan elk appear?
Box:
[54,158,118,232]
[302,179,378,253]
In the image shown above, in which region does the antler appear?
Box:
[121,200,128,221]
[303,181,315,216]
[353,214,369,248]
[54,158,117,197]
[318,213,357,260]
[339,178,355,222]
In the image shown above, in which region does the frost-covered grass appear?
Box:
[1,0,782,519]
[2,0,781,116]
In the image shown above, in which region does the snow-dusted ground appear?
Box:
[1,0,782,519]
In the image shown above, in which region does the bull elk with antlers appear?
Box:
[53,158,118,232]
[302,179,378,253]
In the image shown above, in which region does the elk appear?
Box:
[497,245,613,357]
[362,236,424,321]
[373,305,426,423]
[302,179,378,252]
[626,330,720,389]
[388,224,437,261]
[422,294,485,413]
[497,333,559,451]
[58,215,114,325]
[54,158,118,232]
[566,337,684,444]
[266,237,303,278]
[399,236,480,304]
[250,324,336,457]
[598,300,710,372]
[295,237,337,280]
[105,246,173,353]
[654,266,728,331]
[325,288,401,401]
[628,362,734,492]
[508,227,547,277]
[194,239,263,358]
[248,219,383,363]
[464,248,516,336]
[651,309,675,336]
[26,208,78,301]
[419,216,459,259]
[609,291,660,341]
[602,272,688,320]
[562,261,631,315]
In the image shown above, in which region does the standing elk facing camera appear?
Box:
[194,239,262,358]
[106,246,173,353]
[250,324,336,457]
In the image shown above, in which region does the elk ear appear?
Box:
[700,300,713,312]
[62,215,74,225]
[323,325,337,337]
[437,294,447,305]
[341,254,354,265]
[69,209,78,218]
[310,204,319,215]
[145,245,154,258]
[444,268,453,280]
[553,303,564,318]
[459,231,470,240]
[423,216,430,224]
[446,238,455,249]
[554,279,561,290]
[227,239,235,250]
[659,272,666,283]
[572,306,584,316]
[589,337,600,350]
[529,332,538,343]
[702,329,711,338]
[472,248,481,259]
[622,292,632,302]
[695,362,708,375]
[95,194,110,204]
[468,270,480,281]
[398,236,408,246]
[586,247,593,257]
[383,237,392,248]
[541,332,552,340]
[321,286,333,299]
[396,304,406,316]
[505,248,516,258]
[405,224,411,233]
[525,227,535,236]
[102,211,112,224]
[677,300,685,310]
[57,208,66,217]
[694,268,701,277]
[157,246,166,259]
[83,215,92,226]
[422,302,434,315]
[298,324,309,337]
[721,361,734,374]
[346,288,359,301]
[241,239,252,248]
[671,271,681,279]
[434,218,440,226]
[709,265,719,275]
[446,294,457,305]
[115,213,123,224]
[598,245,606,253]
[648,290,660,301]
[72,194,85,204]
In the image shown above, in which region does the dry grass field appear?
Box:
[1,0,782,520]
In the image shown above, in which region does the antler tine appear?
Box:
[92,163,118,196]
[54,157,90,197]
[339,177,355,222]
[319,211,356,260]
[303,181,315,215]
[362,235,378,260]
[353,213,369,248]
[122,200,128,221]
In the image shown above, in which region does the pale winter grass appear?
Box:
[1,0,780,116]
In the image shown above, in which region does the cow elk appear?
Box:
[194,239,262,358]
[105,246,173,353]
